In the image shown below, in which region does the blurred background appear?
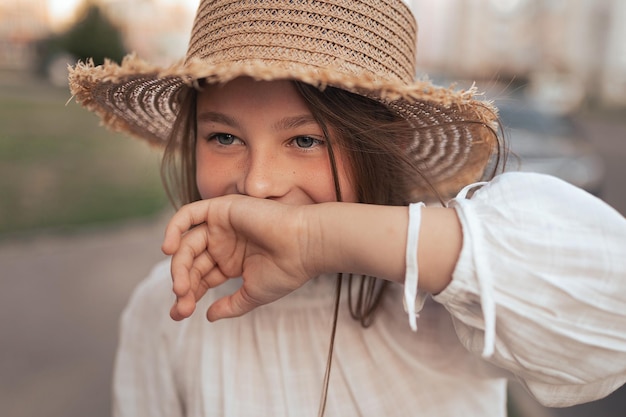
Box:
[0,1,624,416]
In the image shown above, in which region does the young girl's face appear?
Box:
[195,77,356,204]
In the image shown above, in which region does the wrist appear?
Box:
[304,203,408,283]
[299,203,343,278]
[302,202,463,295]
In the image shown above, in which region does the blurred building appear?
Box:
[601,0,626,106]
[412,0,626,109]
[102,0,197,66]
[0,0,49,69]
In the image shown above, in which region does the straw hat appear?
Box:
[68,0,499,195]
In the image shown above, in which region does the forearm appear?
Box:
[308,203,462,293]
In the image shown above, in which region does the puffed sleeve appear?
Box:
[433,172,626,407]
[112,260,184,417]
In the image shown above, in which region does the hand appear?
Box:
[161,195,318,322]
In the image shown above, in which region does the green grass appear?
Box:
[0,69,168,237]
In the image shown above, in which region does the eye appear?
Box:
[292,136,323,149]
[208,133,240,145]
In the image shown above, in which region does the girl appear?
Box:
[69,0,626,416]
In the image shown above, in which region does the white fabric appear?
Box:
[114,265,505,417]
[113,172,626,416]
[451,181,495,358]
[403,202,425,331]
[439,172,626,407]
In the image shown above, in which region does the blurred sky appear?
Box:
[47,0,81,26]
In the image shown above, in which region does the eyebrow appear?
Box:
[272,115,319,131]
[197,111,239,128]
[196,112,318,132]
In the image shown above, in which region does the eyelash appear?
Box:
[205,133,241,146]
[289,136,325,151]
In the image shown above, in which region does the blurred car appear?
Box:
[496,100,605,196]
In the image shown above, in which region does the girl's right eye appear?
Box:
[207,133,240,145]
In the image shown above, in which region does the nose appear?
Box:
[238,148,289,199]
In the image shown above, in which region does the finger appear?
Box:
[170,290,197,321]
[162,200,212,255]
[170,244,195,297]
[172,267,232,321]
[170,264,224,321]
[188,251,216,298]
[170,225,211,296]
[200,266,229,295]
[206,286,259,322]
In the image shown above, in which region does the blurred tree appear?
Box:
[61,2,127,65]
[36,1,127,80]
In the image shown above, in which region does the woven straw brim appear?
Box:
[68,54,499,196]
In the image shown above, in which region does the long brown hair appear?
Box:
[294,82,431,326]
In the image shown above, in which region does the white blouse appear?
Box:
[112,172,626,417]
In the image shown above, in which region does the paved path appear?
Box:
[0,213,170,417]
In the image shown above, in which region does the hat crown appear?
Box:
[186,0,417,84]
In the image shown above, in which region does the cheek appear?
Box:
[307,152,357,203]
[195,166,218,200]
[195,152,236,200]
[336,159,358,203]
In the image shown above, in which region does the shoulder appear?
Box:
[452,172,624,227]
[459,171,591,203]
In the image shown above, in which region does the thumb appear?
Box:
[206,287,260,322]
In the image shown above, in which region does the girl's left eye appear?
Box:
[292,136,323,149]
